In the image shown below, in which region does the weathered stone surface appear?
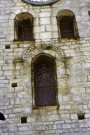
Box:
[0,0,90,134]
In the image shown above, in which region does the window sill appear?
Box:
[32,105,59,110]
[13,40,34,43]
[58,37,80,42]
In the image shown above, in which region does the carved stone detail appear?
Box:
[23,43,64,62]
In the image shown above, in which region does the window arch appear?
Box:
[57,10,79,39]
[0,112,5,121]
[31,54,57,107]
[14,12,34,41]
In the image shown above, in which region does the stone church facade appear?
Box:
[0,0,90,134]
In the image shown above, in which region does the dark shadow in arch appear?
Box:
[0,112,5,121]
[57,9,79,39]
[31,53,58,107]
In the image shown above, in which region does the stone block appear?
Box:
[40,32,52,39]
[40,18,50,25]
[62,124,71,129]
[19,126,28,131]
[71,114,78,120]
[39,12,51,17]
[85,114,90,118]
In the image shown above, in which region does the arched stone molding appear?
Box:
[56,9,79,39]
[23,44,65,64]
[52,7,79,18]
[8,9,38,41]
[9,9,38,20]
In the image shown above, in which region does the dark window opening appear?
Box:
[0,112,5,121]
[14,13,34,41]
[57,10,79,39]
[18,19,33,41]
[5,45,10,49]
[21,117,27,123]
[88,11,90,15]
[12,83,17,87]
[60,16,75,38]
[33,54,57,107]
[77,113,85,120]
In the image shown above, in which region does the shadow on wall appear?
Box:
[0,112,5,121]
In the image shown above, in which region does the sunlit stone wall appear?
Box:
[0,0,90,134]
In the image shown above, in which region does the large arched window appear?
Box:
[57,10,79,39]
[32,54,57,107]
[14,12,34,41]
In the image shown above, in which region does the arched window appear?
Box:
[0,112,5,121]
[32,54,57,107]
[57,10,79,39]
[14,12,34,41]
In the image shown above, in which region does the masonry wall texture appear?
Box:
[0,0,90,134]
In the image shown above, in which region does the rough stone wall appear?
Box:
[0,0,90,134]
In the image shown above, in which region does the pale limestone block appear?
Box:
[52,32,58,38]
[88,75,90,81]
[14,9,21,15]
[7,34,14,41]
[34,26,40,33]
[71,114,78,120]
[85,114,90,118]
[40,18,50,25]
[40,32,52,39]
[73,96,82,102]
[65,105,71,110]
[17,92,27,98]
[19,126,28,131]
[34,18,40,26]
[34,33,40,39]
[83,105,87,110]
[79,122,84,128]
[24,107,31,113]
[46,25,52,31]
[76,15,82,22]
[60,114,70,120]
[58,94,63,102]
[13,108,23,113]
[4,71,12,76]
[9,14,16,19]
[86,87,90,93]
[8,124,17,132]
[41,8,51,12]
[51,17,57,25]
[15,98,19,104]
[0,60,5,64]
[9,21,14,27]
[62,124,71,129]
[39,12,51,17]
[40,25,45,32]
[0,71,4,76]
[27,117,36,122]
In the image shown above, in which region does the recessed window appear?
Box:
[77,113,85,120]
[57,10,79,39]
[12,83,17,87]
[21,117,27,123]
[32,54,57,107]
[60,16,75,38]
[14,12,34,41]
[5,45,10,49]
[88,11,90,15]
[0,112,5,121]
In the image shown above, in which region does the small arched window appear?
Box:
[14,12,34,41]
[0,112,5,121]
[32,54,57,107]
[57,10,79,39]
